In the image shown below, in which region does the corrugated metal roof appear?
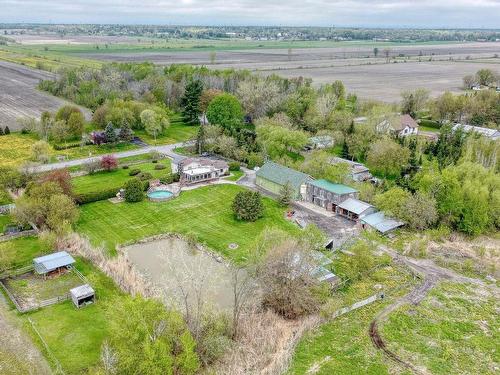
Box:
[308,179,358,195]
[338,198,373,215]
[33,251,75,274]
[70,284,95,299]
[361,212,405,234]
[256,161,311,190]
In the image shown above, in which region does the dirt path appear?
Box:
[369,245,487,374]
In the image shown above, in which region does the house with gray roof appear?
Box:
[305,179,358,212]
[361,211,405,235]
[337,198,377,222]
[33,251,75,275]
[256,161,312,199]
[330,157,372,182]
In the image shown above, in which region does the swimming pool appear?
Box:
[147,190,174,202]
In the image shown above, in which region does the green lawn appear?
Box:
[134,114,198,145]
[56,142,138,161]
[0,236,51,272]
[288,259,415,375]
[77,184,299,263]
[0,189,12,206]
[72,159,171,195]
[382,282,499,375]
[224,170,244,181]
[0,214,13,233]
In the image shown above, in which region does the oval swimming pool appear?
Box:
[147,190,174,202]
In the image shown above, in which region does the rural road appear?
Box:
[30,141,193,173]
[369,245,487,373]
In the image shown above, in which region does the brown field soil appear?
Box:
[82,42,500,101]
[4,33,156,45]
[0,61,91,130]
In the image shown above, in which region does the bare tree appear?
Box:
[230,267,258,339]
[383,48,391,63]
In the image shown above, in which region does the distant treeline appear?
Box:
[1,24,500,42]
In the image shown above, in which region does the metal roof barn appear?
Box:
[337,198,374,215]
[33,251,75,275]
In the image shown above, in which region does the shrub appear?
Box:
[83,159,100,175]
[101,155,118,171]
[137,172,153,181]
[160,173,179,185]
[152,159,158,164]
[232,191,264,221]
[122,165,129,169]
[229,161,240,171]
[4,126,10,135]
[74,187,119,205]
[246,152,264,169]
[124,178,144,202]
[154,164,166,170]
[53,142,81,150]
[128,169,141,176]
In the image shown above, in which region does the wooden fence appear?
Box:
[0,229,38,242]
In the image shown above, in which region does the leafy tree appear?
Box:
[0,127,4,136]
[374,187,411,217]
[373,47,379,57]
[300,150,349,183]
[40,169,73,196]
[51,120,70,144]
[67,111,85,138]
[181,79,203,124]
[475,68,497,86]
[278,182,294,207]
[31,140,50,163]
[124,178,144,202]
[105,122,118,144]
[366,138,410,177]
[431,124,467,168]
[102,296,200,375]
[118,125,133,142]
[199,89,222,114]
[256,116,308,159]
[232,191,264,221]
[140,109,168,143]
[343,240,375,281]
[100,155,118,171]
[236,79,282,120]
[206,93,244,132]
[401,89,429,117]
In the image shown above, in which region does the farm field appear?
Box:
[72,158,171,195]
[0,60,91,131]
[76,184,300,263]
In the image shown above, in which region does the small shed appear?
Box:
[33,251,75,275]
[361,212,405,235]
[337,198,377,222]
[70,284,95,308]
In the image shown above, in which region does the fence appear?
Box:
[0,203,15,214]
[0,229,38,242]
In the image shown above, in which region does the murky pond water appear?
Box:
[125,237,237,310]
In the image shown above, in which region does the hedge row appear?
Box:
[53,142,85,150]
[74,179,150,205]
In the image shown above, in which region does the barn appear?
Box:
[256,161,312,199]
[33,251,75,275]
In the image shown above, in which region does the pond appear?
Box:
[125,237,239,310]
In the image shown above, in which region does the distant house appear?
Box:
[360,211,405,235]
[179,158,229,185]
[452,123,500,140]
[256,161,312,199]
[33,251,75,276]
[377,114,419,137]
[337,198,377,222]
[305,179,358,212]
[306,135,334,150]
[330,157,372,182]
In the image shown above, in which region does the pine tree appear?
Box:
[119,124,133,142]
[181,79,203,125]
[4,126,10,135]
[195,124,206,155]
[0,127,4,136]
[341,142,350,159]
[105,122,117,144]
[278,182,294,207]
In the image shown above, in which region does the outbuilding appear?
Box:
[360,211,405,235]
[337,198,377,222]
[305,179,358,212]
[256,161,312,199]
[70,284,95,308]
[33,251,75,276]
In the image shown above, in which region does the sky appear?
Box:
[1,0,500,28]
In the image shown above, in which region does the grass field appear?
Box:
[223,170,244,181]
[0,214,13,233]
[0,132,45,167]
[382,282,499,375]
[0,189,12,206]
[0,236,50,271]
[288,255,415,375]
[72,158,171,195]
[77,184,300,262]
[134,113,198,145]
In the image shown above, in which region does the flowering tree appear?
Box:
[101,155,118,172]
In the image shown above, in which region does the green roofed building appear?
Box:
[305,179,358,212]
[256,161,312,199]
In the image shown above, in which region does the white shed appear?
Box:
[70,284,95,308]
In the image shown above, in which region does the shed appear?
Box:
[70,284,95,308]
[307,135,334,150]
[305,179,358,211]
[33,251,75,275]
[361,212,405,235]
[337,198,377,222]
[256,161,312,199]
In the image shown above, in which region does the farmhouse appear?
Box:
[361,211,405,235]
[33,251,75,275]
[337,198,377,222]
[305,179,358,212]
[256,161,312,199]
[306,135,334,150]
[452,123,500,140]
[377,114,419,137]
[179,158,229,185]
[70,284,95,308]
[330,157,372,182]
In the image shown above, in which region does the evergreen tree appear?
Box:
[232,191,264,221]
[347,120,355,135]
[195,124,206,154]
[4,126,10,135]
[104,122,117,144]
[278,182,294,207]
[118,124,133,141]
[341,142,350,159]
[0,127,4,136]
[181,79,203,125]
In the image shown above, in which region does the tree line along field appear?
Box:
[0,60,91,131]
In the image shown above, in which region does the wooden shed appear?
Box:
[70,284,95,308]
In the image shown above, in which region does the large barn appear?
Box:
[256,162,312,199]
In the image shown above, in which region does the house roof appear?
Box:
[70,284,95,299]
[308,179,358,195]
[181,158,228,169]
[330,157,370,174]
[452,124,500,140]
[33,251,75,274]
[338,198,373,215]
[394,114,418,131]
[361,212,405,234]
[256,161,311,190]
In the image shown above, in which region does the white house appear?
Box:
[377,114,419,137]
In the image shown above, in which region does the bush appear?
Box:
[101,155,118,171]
[246,152,264,169]
[83,160,100,175]
[232,191,264,221]
[137,172,153,181]
[74,188,118,205]
[154,164,166,170]
[124,178,144,202]
[152,159,158,164]
[228,161,240,171]
[53,142,81,151]
[159,173,179,185]
[4,126,10,135]
[122,165,129,169]
[128,169,141,176]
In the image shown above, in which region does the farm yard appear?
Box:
[0,61,91,131]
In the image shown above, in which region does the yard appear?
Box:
[0,132,43,168]
[77,184,300,263]
[134,113,198,145]
[72,158,171,195]
[0,236,50,271]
